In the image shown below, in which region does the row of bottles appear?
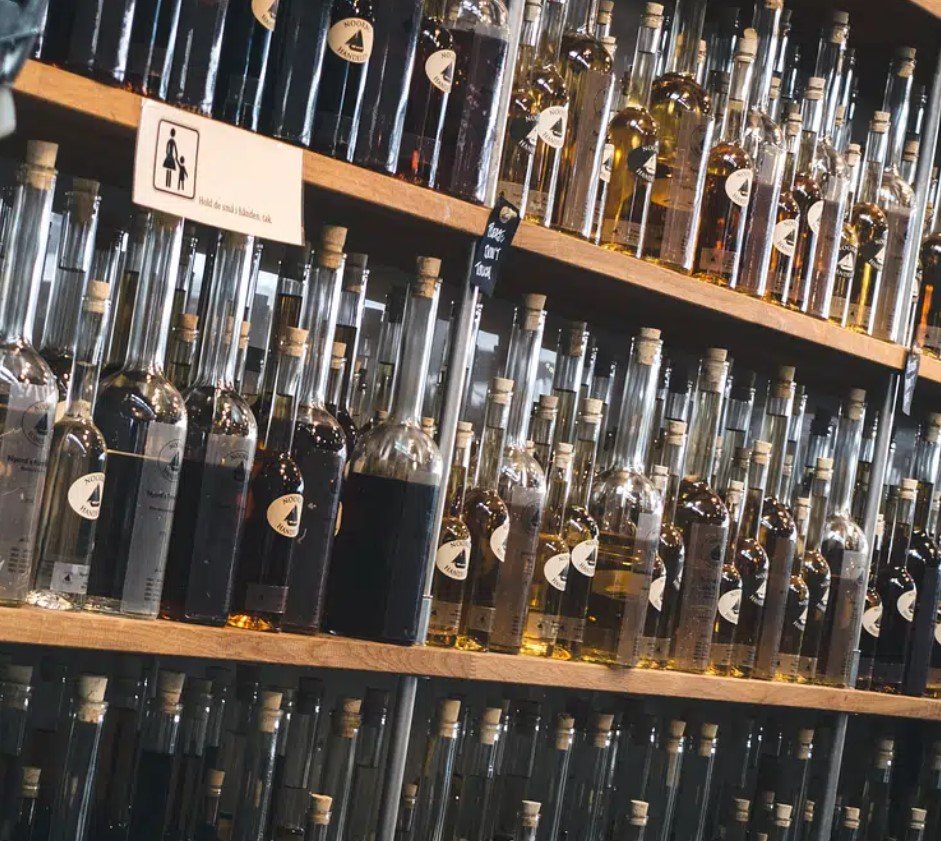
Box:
[0,652,939,841]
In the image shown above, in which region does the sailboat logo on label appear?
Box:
[68,472,106,520]
[22,402,53,446]
[328,18,374,64]
[267,493,304,538]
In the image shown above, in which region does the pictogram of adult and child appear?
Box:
[154,120,199,199]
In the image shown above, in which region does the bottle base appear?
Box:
[26,589,82,611]
[83,596,158,618]
[227,613,281,632]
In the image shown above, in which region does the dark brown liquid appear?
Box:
[126,0,181,97]
[214,0,274,130]
[65,0,136,82]
[166,0,228,114]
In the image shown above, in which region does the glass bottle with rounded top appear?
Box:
[710,474,744,676]
[326,341,357,453]
[459,377,513,651]
[161,231,257,626]
[551,321,589,453]
[766,107,802,306]
[366,285,407,426]
[324,258,444,644]
[531,394,558,470]
[30,280,111,611]
[584,327,663,666]
[857,510,885,690]
[102,211,149,379]
[640,462,670,664]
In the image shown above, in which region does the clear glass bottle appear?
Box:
[103,211,149,379]
[429,422,473,647]
[58,0,136,83]
[708,473,743,677]
[230,690,283,841]
[528,713,574,841]
[343,688,389,841]
[765,108,802,306]
[905,808,928,841]
[39,179,101,405]
[643,718,686,841]
[670,349,731,673]
[161,231,257,626]
[645,0,714,271]
[492,700,541,839]
[556,398,602,659]
[694,31,755,287]
[393,783,418,841]
[600,3,662,256]
[559,712,615,841]
[125,0,182,99]
[438,0,510,203]
[366,286,406,424]
[550,322,588,452]
[858,510,886,690]
[775,497,815,681]
[305,794,333,841]
[165,312,199,392]
[413,698,462,841]
[317,697,362,841]
[166,0,229,115]
[584,328,663,666]
[817,388,869,687]
[285,228,349,635]
[451,706,503,841]
[88,211,186,618]
[10,766,43,841]
[30,280,111,611]
[0,141,59,606]
[858,737,894,841]
[324,259,444,644]
[331,254,370,447]
[671,722,718,841]
[714,369,756,495]
[458,377,512,651]
[531,395,558,470]
[228,327,306,632]
[552,0,615,238]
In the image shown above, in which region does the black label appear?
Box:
[508,114,538,152]
[245,583,288,614]
[472,197,521,296]
[903,346,921,416]
[627,145,657,183]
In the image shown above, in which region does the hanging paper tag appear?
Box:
[902,345,921,416]
[471,197,521,296]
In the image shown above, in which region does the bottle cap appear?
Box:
[84,279,111,314]
[777,365,796,382]
[331,342,347,367]
[402,783,418,805]
[666,419,687,441]
[669,719,686,738]
[871,111,891,133]
[639,327,661,340]
[803,801,815,821]
[175,312,199,342]
[282,327,308,357]
[895,46,917,60]
[337,697,362,737]
[317,226,347,270]
[309,794,333,826]
[752,440,772,460]
[642,3,663,27]
[437,697,461,725]
[846,144,861,166]
[769,78,781,98]
[904,139,920,160]
[629,801,649,827]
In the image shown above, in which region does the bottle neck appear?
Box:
[505,310,546,448]
[613,346,661,471]
[446,442,471,518]
[797,99,823,171]
[662,436,689,520]
[889,496,916,569]
[884,66,914,168]
[477,402,509,491]
[782,130,800,189]
[806,478,831,550]
[686,366,727,483]
[570,420,600,506]
[763,392,793,500]
[830,410,864,516]
[64,299,109,418]
[264,351,301,453]
[392,282,440,424]
[327,362,345,409]
[542,460,572,533]
[815,28,847,137]
[750,2,782,111]
[741,460,770,540]
[538,0,567,64]
[722,57,754,143]
[300,262,344,409]
[192,233,254,390]
[567,0,599,36]
[516,10,542,76]
[858,130,888,205]
[625,23,660,109]
[668,0,709,77]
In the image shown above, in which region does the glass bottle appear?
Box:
[161,231,257,626]
[103,211,148,379]
[164,312,199,392]
[169,222,198,334]
[531,394,558,470]
[643,718,686,841]
[558,712,615,841]
[429,422,473,647]
[858,737,894,841]
[671,722,719,841]
[857,511,886,690]
[708,473,743,677]
[342,689,389,841]
[817,388,870,687]
[556,397,602,659]
[458,377,512,651]
[30,280,111,611]
[324,259,444,644]
[367,286,407,423]
[317,697,361,841]
[490,700,541,840]
[0,141,59,606]
[694,30,755,287]
[10,766,43,841]
[438,0,511,203]
[213,0,275,130]
[516,801,541,841]
[166,0,230,115]
[228,327,307,632]
[305,794,333,841]
[230,690,283,841]
[775,495,816,681]
[916,201,941,357]
[125,0,182,99]
[524,713,572,841]
[490,295,548,655]
[796,409,836,504]
[552,0,615,238]
[40,178,101,404]
[413,698,462,841]
[846,113,890,335]
[61,0,136,83]
[766,108,802,306]
[87,212,186,618]
[645,0,714,271]
[551,322,588,452]
[600,3,662,256]
[872,477,918,692]
[331,254,369,447]
[393,784,418,841]
[284,228,348,635]
[584,328,663,666]
[670,349,731,673]
[905,808,927,841]
[450,706,502,841]
[837,806,860,841]
[311,0,377,160]
[714,369,756,495]
[194,769,225,841]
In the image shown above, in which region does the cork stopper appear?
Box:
[158,671,186,710]
[751,440,772,465]
[282,327,308,358]
[872,111,891,133]
[20,767,40,798]
[846,143,861,164]
[317,225,347,270]
[736,28,758,61]
[456,421,474,449]
[909,808,927,830]
[402,783,418,806]
[666,419,687,442]
[669,719,686,738]
[346,252,368,270]
[815,457,833,478]
[377,409,390,423]
[555,442,574,468]
[896,45,917,61]
[239,320,251,349]
[733,800,750,822]
[635,329,662,366]
[415,257,442,297]
[774,804,793,827]
[523,0,542,23]
[901,477,919,500]
[175,312,199,342]
[904,139,920,160]
[77,674,108,703]
[579,397,603,423]
[83,279,111,314]
[331,342,347,367]
[639,327,661,340]
[776,365,795,383]
[629,800,649,827]
[849,387,866,403]
[337,697,362,737]
[26,139,58,168]
[727,480,745,504]
[803,801,815,821]
[700,722,718,740]
[794,496,810,518]
[523,293,546,311]
[641,3,663,27]
[491,377,514,406]
[436,697,461,736]
[805,77,826,99]
[309,794,333,825]
[538,394,559,412]
[843,807,860,829]
[555,714,575,750]
[520,801,541,829]
[832,10,850,25]
[71,177,101,222]
[769,76,781,98]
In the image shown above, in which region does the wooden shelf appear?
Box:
[0,607,939,721]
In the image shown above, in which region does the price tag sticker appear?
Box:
[471,197,521,296]
[133,100,303,245]
[902,345,921,416]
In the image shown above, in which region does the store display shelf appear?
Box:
[0,607,939,721]
[11,61,925,388]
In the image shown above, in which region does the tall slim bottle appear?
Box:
[600,3,662,256]
[213,1,275,130]
[450,706,503,841]
[552,0,615,238]
[584,328,663,666]
[343,689,389,841]
[558,712,615,841]
[324,259,444,644]
[672,722,718,841]
[125,0,182,99]
[162,678,212,841]
[645,0,715,271]
[489,295,548,654]
[413,699,462,841]
[103,211,148,379]
[61,0,136,83]
[529,713,574,841]
[0,141,59,606]
[531,395,558,470]
[367,286,406,423]
[317,697,361,841]
[161,232,256,625]
[30,280,111,611]
[231,690,283,841]
[305,795,333,841]
[670,349,730,673]
[550,322,588,452]
[331,254,369,447]
[284,228,349,635]
[88,212,186,618]
[818,388,869,686]
[165,0,230,115]
[491,700,541,839]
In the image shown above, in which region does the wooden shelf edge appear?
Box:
[1,607,939,721]
[908,0,941,17]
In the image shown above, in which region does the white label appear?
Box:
[837,249,856,274]
[797,605,808,631]
[134,100,303,245]
[536,105,568,150]
[898,588,917,622]
[251,0,278,30]
[572,538,598,577]
[600,143,615,184]
[436,538,470,581]
[544,552,570,591]
[649,569,666,611]
[491,520,509,561]
[772,218,798,257]
[50,562,89,595]
[425,49,456,94]
[67,472,105,521]
[936,619,941,646]
[863,604,882,638]
[870,244,886,271]
[267,493,303,538]
[327,18,374,63]
[807,200,824,235]
[725,168,753,207]
[718,588,741,624]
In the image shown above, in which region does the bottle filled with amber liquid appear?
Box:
[161,232,258,626]
[228,327,308,632]
[709,474,744,676]
[766,109,803,309]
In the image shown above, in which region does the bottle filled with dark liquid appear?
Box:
[10,766,44,841]
[166,0,230,115]
[102,211,148,379]
[324,258,444,644]
[214,0,276,130]
[125,0,182,98]
[284,227,348,635]
[162,232,258,626]
[311,0,376,159]
[89,211,187,619]
[229,327,307,632]
[325,342,357,455]
[52,0,136,83]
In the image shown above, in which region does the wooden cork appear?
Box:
[309,794,333,825]
[158,671,186,710]
[629,800,649,827]
[176,312,199,341]
[71,178,101,222]
[239,320,251,349]
[520,801,541,828]
[2,665,33,684]
[317,225,348,270]
[84,280,111,314]
[283,327,309,357]
[205,768,225,794]
[77,674,108,703]
[331,342,347,364]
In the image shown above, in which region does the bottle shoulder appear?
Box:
[184,385,257,437]
[708,142,752,172]
[295,404,347,454]
[256,447,304,493]
[735,537,770,575]
[0,343,57,393]
[351,420,443,481]
[761,494,796,536]
[51,415,107,459]
[650,74,710,114]
[850,201,888,231]
[500,445,547,495]
[418,16,455,52]
[801,550,831,580]
[96,370,187,427]
[560,33,613,74]
[677,478,729,525]
[609,106,657,136]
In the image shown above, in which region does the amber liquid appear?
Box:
[787,174,822,310]
[915,233,941,354]
[521,531,569,657]
[766,190,800,303]
[731,538,768,677]
[555,506,599,660]
[847,202,887,334]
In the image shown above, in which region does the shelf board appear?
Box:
[1,607,939,721]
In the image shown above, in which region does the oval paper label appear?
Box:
[544,552,570,591]
[68,472,105,520]
[328,18,374,63]
[436,539,470,580]
[267,493,303,538]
